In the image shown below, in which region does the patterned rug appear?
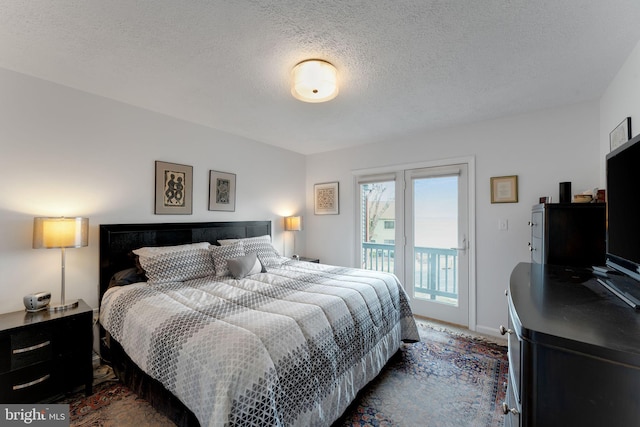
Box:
[61,323,508,427]
[333,323,509,427]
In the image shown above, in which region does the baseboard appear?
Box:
[475,324,503,339]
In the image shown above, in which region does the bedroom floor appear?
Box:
[414,316,507,346]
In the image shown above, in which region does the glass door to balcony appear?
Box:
[405,164,469,326]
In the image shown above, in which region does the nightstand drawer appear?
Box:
[0,329,53,373]
[12,329,53,370]
[0,361,55,403]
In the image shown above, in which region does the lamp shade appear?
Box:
[291,60,338,103]
[284,216,302,231]
[33,217,89,249]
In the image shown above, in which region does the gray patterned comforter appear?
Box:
[100,260,419,427]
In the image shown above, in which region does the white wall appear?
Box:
[600,39,640,184]
[305,101,601,335]
[0,68,306,314]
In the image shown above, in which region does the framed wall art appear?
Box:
[314,181,339,215]
[490,175,518,204]
[209,170,236,211]
[610,117,631,151]
[155,161,193,214]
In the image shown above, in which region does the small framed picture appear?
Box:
[610,117,632,151]
[155,161,193,215]
[209,170,236,211]
[490,175,518,204]
[314,182,339,215]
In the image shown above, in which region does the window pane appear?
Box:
[413,175,459,306]
[360,181,395,272]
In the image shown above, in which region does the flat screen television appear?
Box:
[602,131,640,308]
[606,132,640,280]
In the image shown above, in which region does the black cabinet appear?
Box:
[502,263,640,426]
[528,203,605,266]
[0,300,93,403]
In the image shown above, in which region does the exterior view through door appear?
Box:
[358,163,470,327]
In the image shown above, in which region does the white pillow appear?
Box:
[218,235,283,267]
[133,242,214,285]
[227,252,263,279]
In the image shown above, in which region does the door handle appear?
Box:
[451,236,467,252]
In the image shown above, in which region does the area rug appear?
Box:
[61,323,508,427]
[333,323,509,427]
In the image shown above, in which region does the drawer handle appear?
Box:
[499,325,513,336]
[502,402,519,415]
[12,340,51,354]
[12,374,51,390]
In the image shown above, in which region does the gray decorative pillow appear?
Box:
[132,242,214,285]
[227,252,263,279]
[210,241,245,277]
[218,235,283,267]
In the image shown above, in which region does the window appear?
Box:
[357,175,396,273]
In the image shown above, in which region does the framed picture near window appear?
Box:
[610,117,631,151]
[490,175,518,204]
[209,170,236,211]
[314,181,339,215]
[155,161,193,214]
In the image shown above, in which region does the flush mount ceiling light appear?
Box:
[291,59,338,103]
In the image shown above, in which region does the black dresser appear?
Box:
[528,203,605,266]
[0,299,93,403]
[502,263,640,426]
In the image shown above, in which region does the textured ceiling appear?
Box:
[2,1,640,155]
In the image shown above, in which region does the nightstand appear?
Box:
[0,299,93,403]
[298,257,320,263]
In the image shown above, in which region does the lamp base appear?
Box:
[48,300,79,312]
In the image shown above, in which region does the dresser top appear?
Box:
[510,263,640,366]
[0,299,92,332]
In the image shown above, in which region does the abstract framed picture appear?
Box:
[610,117,631,151]
[209,170,236,211]
[490,175,518,204]
[314,181,339,215]
[155,161,193,214]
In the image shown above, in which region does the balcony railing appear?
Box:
[362,242,458,300]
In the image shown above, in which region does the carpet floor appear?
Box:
[60,322,508,427]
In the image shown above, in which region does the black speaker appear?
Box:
[559,182,571,203]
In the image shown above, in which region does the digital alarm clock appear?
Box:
[23,292,51,312]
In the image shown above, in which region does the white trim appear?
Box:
[475,324,502,339]
[351,156,472,177]
[355,173,397,184]
[468,157,477,332]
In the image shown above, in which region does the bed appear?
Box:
[99,221,419,426]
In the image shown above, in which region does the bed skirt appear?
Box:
[106,333,200,427]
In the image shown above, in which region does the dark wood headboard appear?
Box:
[99,221,271,301]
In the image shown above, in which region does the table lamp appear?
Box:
[284,216,302,259]
[33,217,89,311]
